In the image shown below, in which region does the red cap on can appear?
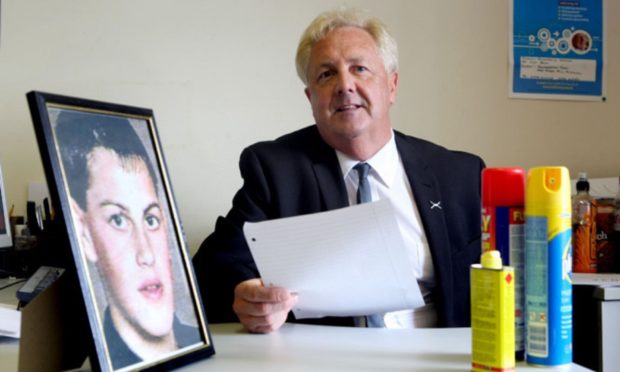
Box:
[482,167,525,207]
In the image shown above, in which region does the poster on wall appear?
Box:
[509,0,605,101]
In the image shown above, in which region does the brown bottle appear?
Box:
[572,173,597,273]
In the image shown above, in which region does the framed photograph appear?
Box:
[0,163,12,249]
[26,91,214,371]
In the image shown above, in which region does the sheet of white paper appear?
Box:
[243,199,424,319]
[0,305,21,338]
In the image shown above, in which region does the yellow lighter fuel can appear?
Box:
[471,250,515,372]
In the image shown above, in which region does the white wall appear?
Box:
[1,0,618,253]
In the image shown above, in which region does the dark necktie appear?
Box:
[353,162,385,328]
[354,162,372,204]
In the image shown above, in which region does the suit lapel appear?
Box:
[307,127,349,211]
[395,134,454,303]
[313,160,348,211]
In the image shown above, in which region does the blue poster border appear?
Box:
[509,0,605,101]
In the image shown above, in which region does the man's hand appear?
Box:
[233,278,298,333]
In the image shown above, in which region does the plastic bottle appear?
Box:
[572,173,597,273]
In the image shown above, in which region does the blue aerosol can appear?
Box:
[525,166,572,367]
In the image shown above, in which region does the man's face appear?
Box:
[304,26,398,152]
[80,147,174,339]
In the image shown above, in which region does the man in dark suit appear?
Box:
[193,8,484,333]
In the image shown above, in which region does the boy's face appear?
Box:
[79,147,174,339]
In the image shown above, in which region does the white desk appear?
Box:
[0,338,18,372]
[0,278,21,372]
[1,322,592,371]
[0,277,23,307]
[179,323,590,371]
[0,278,593,371]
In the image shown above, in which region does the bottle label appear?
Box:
[573,199,597,273]
[525,216,572,365]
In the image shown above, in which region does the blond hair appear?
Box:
[295,8,399,85]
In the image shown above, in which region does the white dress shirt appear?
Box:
[335,131,438,328]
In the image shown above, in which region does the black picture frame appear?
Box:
[26,91,214,371]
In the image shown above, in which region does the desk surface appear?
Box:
[0,277,593,371]
[0,278,20,372]
[0,277,23,307]
[181,323,590,371]
[0,322,593,371]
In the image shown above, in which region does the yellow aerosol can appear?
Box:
[525,166,572,367]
